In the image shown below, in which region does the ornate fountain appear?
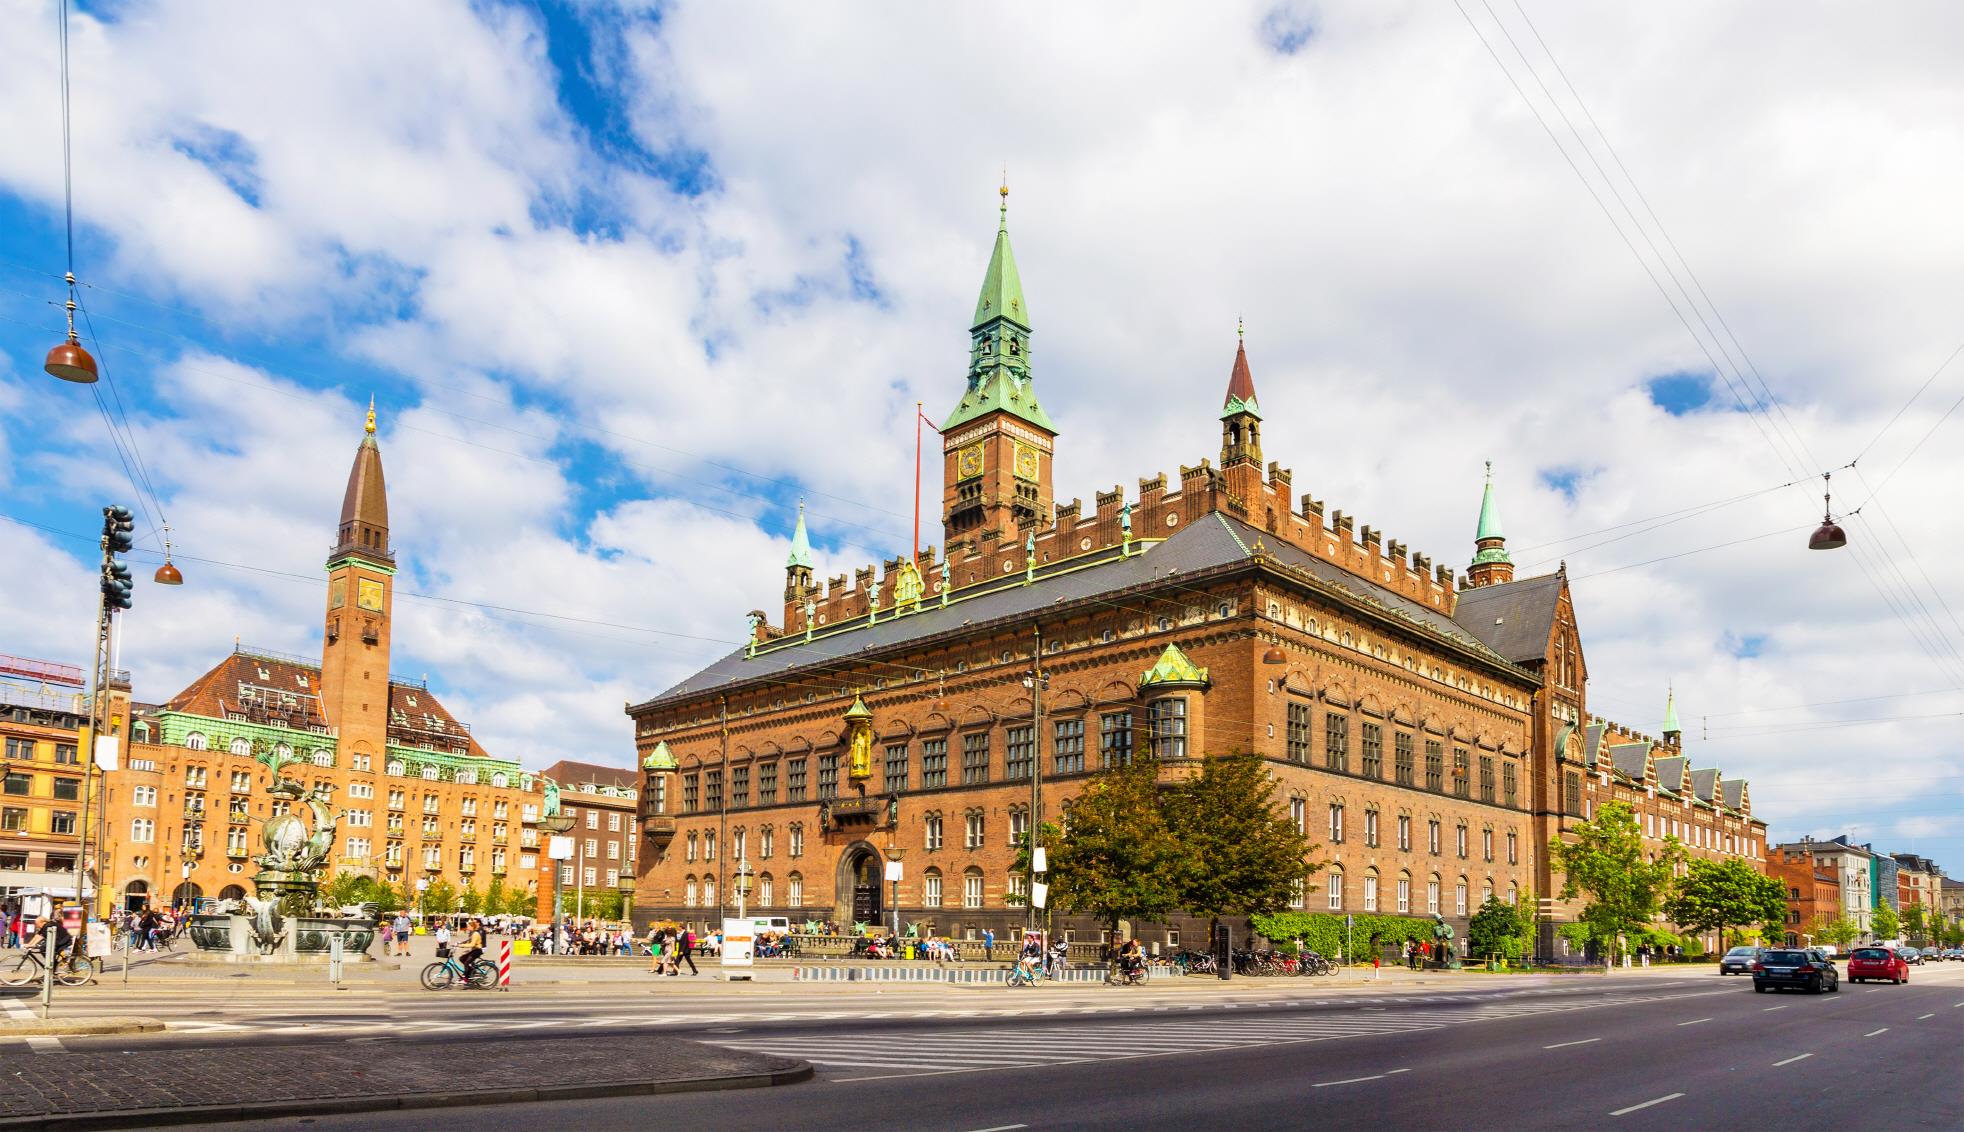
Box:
[187,776,378,963]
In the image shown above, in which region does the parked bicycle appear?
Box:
[420,953,496,990]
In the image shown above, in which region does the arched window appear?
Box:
[684,876,697,907]
[1326,869,1344,911]
[311,750,331,767]
[229,738,250,756]
[387,760,405,776]
[923,868,944,908]
[1482,878,1494,904]
[758,873,774,906]
[1363,870,1380,913]
[491,773,508,788]
[1397,871,1411,914]
[456,769,476,785]
[964,867,984,909]
[1455,877,1469,917]
[1506,881,1518,905]
[786,872,803,907]
[1427,874,1441,916]
[276,743,293,760]
[702,877,716,908]
[185,733,208,751]
[421,766,439,780]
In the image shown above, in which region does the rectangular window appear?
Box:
[961,733,991,784]
[1397,814,1412,851]
[1147,698,1187,760]
[964,873,984,909]
[1394,732,1415,786]
[1324,714,1349,772]
[130,818,154,843]
[705,770,723,810]
[1397,875,1411,914]
[1289,797,1305,834]
[788,825,803,857]
[758,762,778,805]
[924,814,943,851]
[1360,722,1383,779]
[2,772,29,796]
[924,873,943,908]
[786,758,807,802]
[921,739,949,789]
[1563,772,1582,817]
[730,766,750,808]
[51,777,81,801]
[50,811,75,835]
[0,808,25,832]
[1009,808,1029,847]
[1425,740,1444,792]
[1285,701,1312,763]
[1052,719,1085,775]
[1482,828,1494,862]
[816,755,839,800]
[1428,820,1441,855]
[1453,748,1470,798]
[2,738,32,761]
[1005,727,1034,781]
[133,785,156,807]
[682,773,699,813]
[1478,755,1495,803]
[1456,824,1468,859]
[1328,803,1344,844]
[884,744,909,792]
[1502,762,1518,808]
[1364,873,1380,913]
[53,744,77,765]
[759,827,774,858]
[1327,873,1343,911]
[965,811,985,850]
[1364,809,1379,848]
[1099,712,1134,769]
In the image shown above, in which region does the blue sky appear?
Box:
[1,0,1960,870]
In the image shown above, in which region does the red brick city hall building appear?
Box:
[625,199,1766,953]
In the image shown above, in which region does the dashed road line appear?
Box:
[1314,1068,1409,1088]
[1676,1017,1711,1026]
[1610,1093,1684,1117]
[1544,1038,1601,1049]
[1918,1013,1935,1020]
[1762,1005,1788,1012]
[1864,1028,1888,1037]
[1772,1053,1812,1067]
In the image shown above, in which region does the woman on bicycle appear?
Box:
[457,918,486,981]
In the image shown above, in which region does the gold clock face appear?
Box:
[329,578,346,609]
[357,578,385,613]
[1013,442,1040,482]
[957,443,985,480]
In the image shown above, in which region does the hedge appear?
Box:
[1249,912,1441,959]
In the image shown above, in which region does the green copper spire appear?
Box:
[641,740,677,771]
[1662,686,1681,735]
[1471,460,1511,567]
[786,499,814,570]
[944,184,1056,433]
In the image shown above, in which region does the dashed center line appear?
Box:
[1762,1005,1788,1012]
[1610,1093,1684,1117]
[1772,1053,1812,1067]
[1544,1038,1601,1049]
[1676,1017,1712,1026]
[1314,1068,1408,1088]
[1863,1028,1889,1037]
[1917,1014,1935,1020]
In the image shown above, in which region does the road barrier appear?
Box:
[497,941,513,990]
[791,965,1112,983]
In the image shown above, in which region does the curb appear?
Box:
[0,1062,813,1131]
[0,1017,165,1037]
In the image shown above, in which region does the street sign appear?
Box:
[721,917,757,979]
[1031,881,1048,909]
[93,734,119,771]
[547,836,575,861]
[1032,847,1047,873]
[415,878,430,891]
[883,860,903,882]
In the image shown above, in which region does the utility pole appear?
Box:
[717,695,729,924]
[1025,622,1046,936]
[79,506,134,923]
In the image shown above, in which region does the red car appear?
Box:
[1847,946,1909,984]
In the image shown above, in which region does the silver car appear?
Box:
[1719,945,1763,975]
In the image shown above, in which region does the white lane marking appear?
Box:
[1772,1053,1812,1067]
[1864,1028,1888,1037]
[1610,1093,1684,1117]
[1313,1068,1408,1088]
[1543,1038,1601,1049]
[1762,1005,1788,1012]
[962,1126,1027,1132]
[1676,1017,1712,1026]
[1917,1014,1935,1020]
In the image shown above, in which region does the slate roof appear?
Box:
[636,512,1524,710]
[1652,755,1688,794]
[1719,779,1747,810]
[1609,741,1652,781]
[160,648,487,758]
[1689,767,1721,804]
[539,759,637,791]
[1583,723,1607,765]
[1451,573,1564,665]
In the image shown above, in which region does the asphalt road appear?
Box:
[190,965,1964,1131]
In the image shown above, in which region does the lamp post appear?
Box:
[1021,624,1048,937]
[539,814,575,952]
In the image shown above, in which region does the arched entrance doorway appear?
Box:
[833,843,885,928]
[218,885,247,902]
[171,881,202,908]
[122,880,149,912]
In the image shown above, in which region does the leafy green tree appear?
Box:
[1547,801,1683,963]
[1663,857,1789,950]
[458,886,484,915]
[318,871,365,909]
[1467,896,1533,963]
[1811,914,1859,949]
[1162,754,1319,940]
[1902,903,1928,943]
[501,885,539,920]
[483,876,510,918]
[1872,903,1900,942]
[1045,759,1185,954]
[422,879,459,916]
[1006,820,1064,908]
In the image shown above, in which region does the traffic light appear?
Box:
[101,559,133,612]
[101,505,134,554]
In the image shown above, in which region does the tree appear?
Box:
[1663,857,1788,950]
[458,886,484,915]
[1903,903,1928,944]
[1872,903,1900,942]
[318,871,366,909]
[1467,896,1533,963]
[1045,759,1185,955]
[422,879,459,916]
[499,885,539,920]
[1547,801,1683,963]
[1811,914,1859,949]
[1161,754,1318,940]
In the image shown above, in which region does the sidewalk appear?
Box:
[0,1033,808,1130]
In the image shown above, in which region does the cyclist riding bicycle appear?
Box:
[23,915,74,962]
[457,918,486,980]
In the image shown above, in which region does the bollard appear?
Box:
[39,920,56,1018]
[122,928,131,985]
[498,940,512,990]
[328,933,344,987]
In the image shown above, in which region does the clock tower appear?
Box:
[320,400,395,764]
[941,186,1057,548]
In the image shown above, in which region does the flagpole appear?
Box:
[913,400,923,565]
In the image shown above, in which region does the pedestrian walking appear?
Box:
[678,927,700,975]
[392,911,414,958]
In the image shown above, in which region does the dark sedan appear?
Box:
[1719,945,1763,975]
[1753,947,1839,994]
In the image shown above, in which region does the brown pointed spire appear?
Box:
[331,403,392,564]
[1222,325,1259,417]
